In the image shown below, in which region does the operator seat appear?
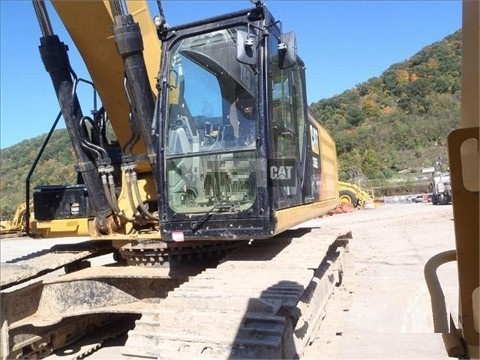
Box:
[228,97,255,147]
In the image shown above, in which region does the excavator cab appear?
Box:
[156,5,334,241]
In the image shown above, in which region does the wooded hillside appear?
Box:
[0,130,77,217]
[310,30,461,180]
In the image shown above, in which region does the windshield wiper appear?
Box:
[189,202,236,231]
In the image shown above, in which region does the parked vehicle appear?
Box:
[430,161,452,205]
[338,181,375,209]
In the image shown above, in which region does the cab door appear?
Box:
[268,36,310,209]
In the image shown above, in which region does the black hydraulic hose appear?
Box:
[81,139,108,161]
[38,34,112,233]
[101,173,117,212]
[80,140,103,162]
[93,107,110,147]
[101,172,134,222]
[108,173,135,221]
[122,113,140,155]
[80,116,110,162]
[125,170,141,217]
[79,118,109,165]
[25,111,62,236]
[121,80,141,155]
[113,14,159,191]
[82,113,109,155]
[131,171,159,220]
[107,174,120,212]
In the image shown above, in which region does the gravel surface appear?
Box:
[303,202,458,359]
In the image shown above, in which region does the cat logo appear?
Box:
[270,165,293,180]
[310,125,319,155]
[270,159,296,186]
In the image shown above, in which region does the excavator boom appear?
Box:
[50,0,161,156]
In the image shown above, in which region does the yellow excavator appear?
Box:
[338,181,375,209]
[0,201,30,236]
[0,0,477,358]
[26,0,339,245]
[2,0,343,358]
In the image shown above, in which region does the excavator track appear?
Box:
[119,240,246,266]
[48,317,137,360]
[123,228,350,359]
[1,238,246,359]
[0,231,25,239]
[1,241,112,290]
[1,228,350,359]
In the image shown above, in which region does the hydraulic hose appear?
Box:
[101,173,118,213]
[101,172,134,223]
[131,171,159,221]
[121,80,141,155]
[124,170,141,219]
[108,173,135,222]
[80,140,103,162]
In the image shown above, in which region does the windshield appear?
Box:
[165,26,258,214]
[166,27,257,155]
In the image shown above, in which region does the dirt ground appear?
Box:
[302,202,458,359]
[1,202,459,358]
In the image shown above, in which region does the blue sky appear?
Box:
[0,1,461,149]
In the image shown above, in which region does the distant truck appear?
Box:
[430,161,452,205]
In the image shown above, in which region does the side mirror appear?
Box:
[237,29,257,65]
[278,32,297,69]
